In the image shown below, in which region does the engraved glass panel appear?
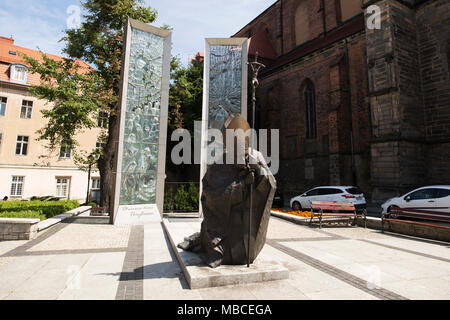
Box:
[119,27,163,205]
[208,45,243,130]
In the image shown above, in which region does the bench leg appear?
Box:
[319,210,323,229]
[381,212,384,233]
[364,209,367,229]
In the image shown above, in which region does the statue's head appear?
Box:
[222,114,250,165]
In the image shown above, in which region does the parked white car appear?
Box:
[381,185,450,217]
[290,186,367,211]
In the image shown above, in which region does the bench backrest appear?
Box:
[310,201,355,211]
[390,207,450,223]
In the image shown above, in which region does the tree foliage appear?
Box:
[21,0,204,210]
[22,0,156,153]
[168,57,203,133]
[20,0,157,212]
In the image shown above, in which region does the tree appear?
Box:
[166,56,204,183]
[22,0,157,221]
[168,56,204,133]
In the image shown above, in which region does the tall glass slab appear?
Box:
[119,27,164,205]
[208,45,243,130]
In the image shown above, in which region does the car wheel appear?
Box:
[388,205,399,219]
[292,202,302,211]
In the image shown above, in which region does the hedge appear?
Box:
[0,200,80,220]
[0,210,46,220]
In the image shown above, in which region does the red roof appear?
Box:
[0,36,92,86]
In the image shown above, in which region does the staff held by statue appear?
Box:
[247,52,265,267]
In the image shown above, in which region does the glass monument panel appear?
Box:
[208,45,243,130]
[119,27,164,205]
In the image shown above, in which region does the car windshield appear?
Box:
[346,187,363,195]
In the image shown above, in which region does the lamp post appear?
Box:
[247,52,265,267]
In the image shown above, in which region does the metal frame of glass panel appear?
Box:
[112,19,171,224]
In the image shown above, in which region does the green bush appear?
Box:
[174,185,192,211]
[164,184,199,212]
[164,188,175,212]
[0,200,80,219]
[0,210,46,220]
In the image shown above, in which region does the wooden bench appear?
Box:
[381,207,450,233]
[310,201,367,229]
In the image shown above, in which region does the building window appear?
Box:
[91,178,100,190]
[10,64,28,84]
[303,80,317,139]
[98,112,109,128]
[20,100,33,119]
[15,135,29,156]
[56,178,70,198]
[0,97,7,116]
[295,1,310,46]
[59,142,72,159]
[95,142,105,152]
[10,176,24,196]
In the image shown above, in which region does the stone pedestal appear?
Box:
[162,218,289,289]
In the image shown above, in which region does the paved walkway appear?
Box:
[0,212,449,300]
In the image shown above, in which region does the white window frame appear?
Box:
[20,100,33,119]
[55,177,70,198]
[95,142,105,152]
[91,178,100,190]
[0,96,7,116]
[98,111,109,129]
[59,143,72,159]
[10,64,28,84]
[15,135,29,156]
[10,176,24,197]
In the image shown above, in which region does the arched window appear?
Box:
[303,80,316,139]
[295,1,310,46]
[10,64,28,84]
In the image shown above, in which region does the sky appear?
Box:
[0,0,276,65]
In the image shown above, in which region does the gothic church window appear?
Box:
[303,80,317,139]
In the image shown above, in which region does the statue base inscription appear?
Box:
[114,204,161,226]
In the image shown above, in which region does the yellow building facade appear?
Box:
[0,36,102,201]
